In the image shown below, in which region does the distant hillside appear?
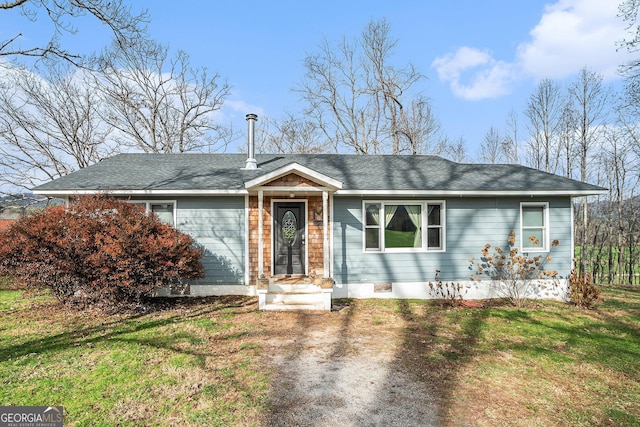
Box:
[0,193,63,219]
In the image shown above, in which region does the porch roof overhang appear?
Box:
[243,162,343,194]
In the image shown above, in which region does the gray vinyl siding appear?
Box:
[332,196,573,284]
[174,197,245,285]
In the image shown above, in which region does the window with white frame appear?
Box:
[129,201,176,226]
[520,202,548,251]
[364,201,444,252]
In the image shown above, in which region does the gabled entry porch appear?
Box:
[244,163,341,310]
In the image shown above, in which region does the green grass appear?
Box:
[575,246,640,284]
[411,286,640,426]
[0,287,269,426]
[1,280,639,426]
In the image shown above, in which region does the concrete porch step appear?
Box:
[268,283,322,294]
[265,291,324,305]
[261,301,327,311]
[258,276,333,311]
[258,284,332,311]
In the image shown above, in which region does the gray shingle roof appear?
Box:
[32,153,607,195]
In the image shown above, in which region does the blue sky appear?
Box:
[1,0,635,156]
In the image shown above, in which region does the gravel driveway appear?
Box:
[260,304,442,426]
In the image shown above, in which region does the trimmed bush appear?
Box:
[0,195,204,311]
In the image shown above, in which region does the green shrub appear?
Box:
[0,195,204,311]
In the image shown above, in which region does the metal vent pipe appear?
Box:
[244,113,258,169]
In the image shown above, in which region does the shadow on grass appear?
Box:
[263,305,357,426]
[366,289,638,425]
[0,295,256,362]
[262,299,491,426]
[392,299,491,424]
[7,285,637,425]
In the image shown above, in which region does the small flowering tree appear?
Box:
[470,231,559,308]
[0,195,204,311]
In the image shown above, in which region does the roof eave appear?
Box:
[33,189,249,197]
[334,189,608,197]
[34,188,608,198]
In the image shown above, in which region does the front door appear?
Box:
[274,202,306,275]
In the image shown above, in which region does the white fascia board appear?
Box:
[253,186,334,193]
[244,162,343,190]
[334,189,608,197]
[33,189,249,197]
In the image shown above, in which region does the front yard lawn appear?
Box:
[1,281,639,426]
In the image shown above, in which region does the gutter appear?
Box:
[33,188,609,198]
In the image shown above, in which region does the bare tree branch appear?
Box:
[1,0,148,66]
[95,39,230,153]
[257,114,328,154]
[0,63,113,190]
[525,78,565,173]
[295,18,439,155]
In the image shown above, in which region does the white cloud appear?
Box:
[431,47,518,100]
[432,0,632,100]
[517,0,629,80]
[432,47,493,80]
[214,97,264,133]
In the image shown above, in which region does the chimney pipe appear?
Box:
[244,113,258,169]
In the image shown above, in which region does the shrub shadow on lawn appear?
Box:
[0,295,256,363]
[262,299,489,427]
[392,299,490,424]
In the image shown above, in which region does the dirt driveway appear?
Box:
[258,301,443,426]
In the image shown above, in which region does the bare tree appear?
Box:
[503,109,520,163]
[295,18,439,155]
[96,39,230,153]
[0,0,148,65]
[558,102,578,179]
[479,126,507,164]
[0,63,113,191]
[525,78,565,173]
[439,136,469,163]
[619,0,640,79]
[617,1,640,144]
[395,96,441,155]
[569,68,611,276]
[257,114,327,154]
[603,124,637,283]
[609,104,640,283]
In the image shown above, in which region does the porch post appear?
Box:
[258,190,264,278]
[323,190,329,277]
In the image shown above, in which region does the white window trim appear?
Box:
[362,200,446,253]
[520,202,549,252]
[128,200,177,227]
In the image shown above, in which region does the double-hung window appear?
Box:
[364,201,444,252]
[520,202,548,252]
[129,200,176,226]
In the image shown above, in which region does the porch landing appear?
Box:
[257,276,333,311]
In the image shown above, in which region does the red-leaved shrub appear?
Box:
[0,195,204,311]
